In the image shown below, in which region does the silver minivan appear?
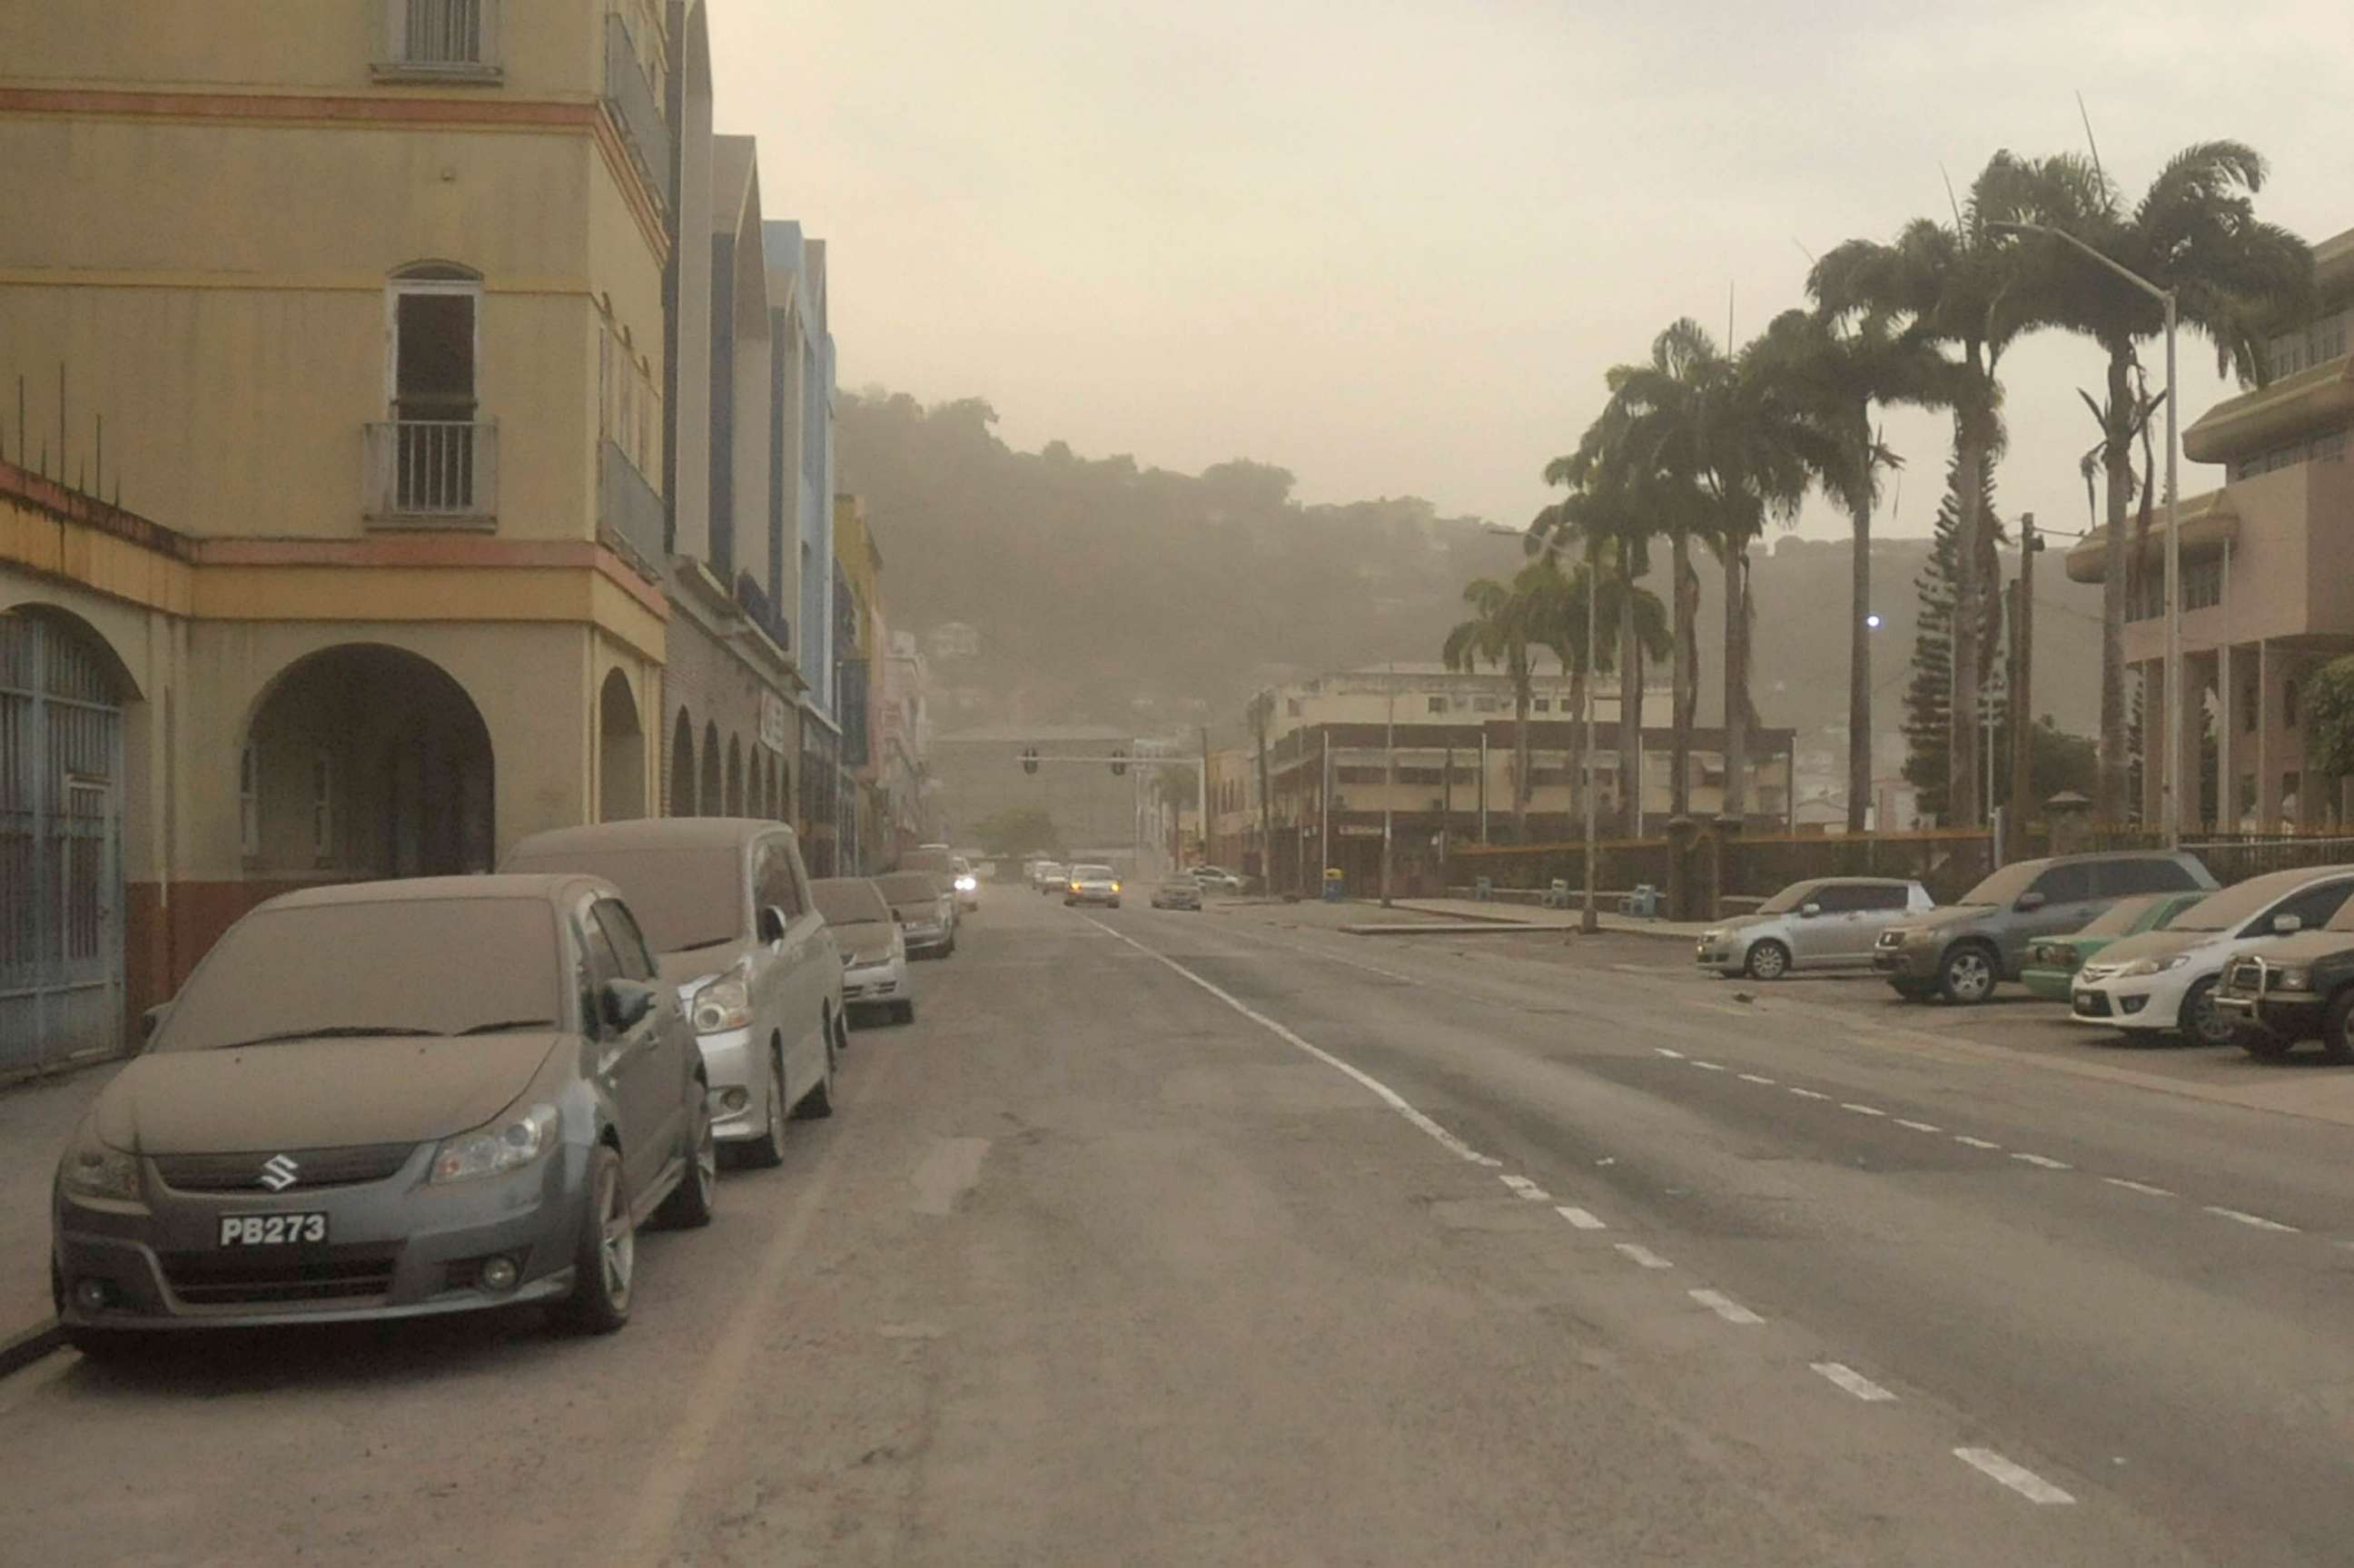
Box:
[1697,877,1934,980]
[504,818,845,1169]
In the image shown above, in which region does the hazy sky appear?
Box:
[716,1,2354,544]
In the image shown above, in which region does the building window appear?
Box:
[1474,697,1499,713]
[312,752,335,861]
[1426,696,1448,715]
[2285,679,2300,728]
[2182,557,2222,613]
[2243,683,2260,733]
[239,745,260,856]
[1532,698,1552,713]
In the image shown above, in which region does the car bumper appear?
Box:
[691,1026,771,1144]
[904,924,950,953]
[1696,941,1741,972]
[2214,990,2321,1037]
[2072,971,2192,1031]
[2019,967,2077,1003]
[1066,892,1120,905]
[1874,946,1936,979]
[844,961,905,1003]
[52,1144,587,1331]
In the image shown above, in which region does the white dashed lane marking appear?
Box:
[1554,1206,1607,1230]
[1812,1362,1898,1403]
[2010,1152,2073,1170]
[1954,1447,2076,1505]
[1688,1288,1765,1326]
[2102,1177,2175,1198]
[1614,1243,1674,1268]
[1953,1135,2002,1150]
[1737,1072,1776,1085]
[1654,1047,1686,1060]
[1840,1102,1886,1118]
[1498,1175,1552,1202]
[1895,1119,1942,1133]
[2205,1206,2299,1233]
[1788,1087,1831,1101]
[1690,1060,1728,1071]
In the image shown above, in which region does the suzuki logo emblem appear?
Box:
[259,1154,300,1192]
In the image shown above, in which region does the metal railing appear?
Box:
[603,10,674,204]
[597,439,666,569]
[374,0,503,79]
[364,420,497,523]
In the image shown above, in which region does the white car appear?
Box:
[814,875,915,1025]
[1192,865,1245,894]
[2070,864,2354,1045]
[952,854,981,912]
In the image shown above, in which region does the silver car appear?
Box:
[505,818,844,1170]
[1696,877,1934,981]
[815,876,915,1025]
[878,871,957,957]
[52,875,715,1352]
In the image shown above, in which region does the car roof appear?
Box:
[253,873,612,912]
[507,818,788,857]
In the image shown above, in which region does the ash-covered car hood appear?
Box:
[1880,905,1994,939]
[2090,930,2215,969]
[833,921,898,967]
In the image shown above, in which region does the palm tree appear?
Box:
[1443,565,1548,841]
[2011,143,2310,821]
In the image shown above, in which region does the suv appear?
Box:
[2215,894,2354,1060]
[1696,877,1932,981]
[504,818,845,1168]
[1872,851,2216,1005]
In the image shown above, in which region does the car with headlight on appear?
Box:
[2213,889,2354,1058]
[2065,866,2354,1043]
[1151,876,1203,911]
[952,855,981,912]
[1064,864,1122,907]
[1871,850,2215,1005]
[2019,891,2207,1001]
[1694,877,1929,980]
[52,875,716,1355]
[878,871,956,957]
[816,876,915,1024]
[503,818,843,1170]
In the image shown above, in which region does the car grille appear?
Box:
[2074,963,2121,986]
[161,1246,401,1307]
[151,1142,418,1194]
[2222,957,2270,1001]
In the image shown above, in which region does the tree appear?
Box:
[971,806,1061,857]
[1443,564,1549,842]
[2301,656,2354,788]
[1244,689,1276,885]
[2013,142,2311,821]
[1903,452,2008,821]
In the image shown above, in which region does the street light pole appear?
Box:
[1381,661,1396,907]
[1581,551,1600,934]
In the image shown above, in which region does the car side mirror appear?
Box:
[600,978,657,1031]
[2274,912,2304,934]
[2015,892,2047,912]
[1799,902,1822,919]
[140,1001,172,1044]
[757,905,788,945]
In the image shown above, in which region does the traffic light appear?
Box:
[1111,749,1128,777]
[1022,746,1039,775]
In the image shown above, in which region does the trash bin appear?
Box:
[1322,868,1346,902]
[1541,878,1572,910]
[1474,876,1493,902]
[1620,883,1661,919]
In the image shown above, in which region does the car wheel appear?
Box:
[2319,991,2354,1064]
[1744,940,1791,981]
[1938,944,1997,1006]
[744,1049,788,1169]
[554,1145,632,1335]
[656,1093,717,1228]
[794,1025,836,1120]
[2178,978,2238,1048]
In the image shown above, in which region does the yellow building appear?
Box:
[0,0,678,1067]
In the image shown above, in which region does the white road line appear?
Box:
[1690,1060,1728,1071]
[2102,1177,2176,1198]
[1811,1362,1898,1403]
[1895,1119,1943,1133]
[2204,1205,2300,1233]
[1655,1047,1686,1060]
[1614,1243,1674,1268]
[1554,1205,1607,1230]
[1498,1175,1553,1202]
[1737,1072,1776,1085]
[1788,1087,1831,1100]
[1840,1102,1887,1118]
[1953,1135,2002,1149]
[1953,1447,2076,1505]
[1688,1288,1764,1325]
[2011,1152,2073,1170]
[1082,916,1504,1167]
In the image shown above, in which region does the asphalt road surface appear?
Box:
[4,889,2349,1565]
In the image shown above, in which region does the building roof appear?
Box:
[711,135,759,235]
[2182,355,2354,464]
[2062,488,2240,584]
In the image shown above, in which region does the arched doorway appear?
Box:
[246,645,493,879]
[1,608,130,1072]
[598,670,646,822]
[699,721,722,817]
[726,735,745,816]
[668,708,696,816]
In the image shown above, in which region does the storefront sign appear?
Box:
[759,692,791,754]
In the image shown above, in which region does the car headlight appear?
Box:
[2119,954,2191,979]
[1111,882,1122,893]
[690,969,753,1034]
[2273,967,2313,991]
[59,1127,141,1202]
[431,1103,559,1184]
[954,874,977,892]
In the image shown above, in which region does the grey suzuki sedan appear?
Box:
[51,875,716,1354]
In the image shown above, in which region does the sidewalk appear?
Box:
[0,1060,120,1335]
[1391,898,1713,942]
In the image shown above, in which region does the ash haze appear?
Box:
[717,0,2354,541]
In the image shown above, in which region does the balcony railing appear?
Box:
[374,0,503,81]
[603,10,675,206]
[598,439,667,572]
[364,420,498,525]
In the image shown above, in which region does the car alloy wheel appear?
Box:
[746,1051,788,1168]
[1941,947,1994,1005]
[600,1168,635,1305]
[2181,979,2237,1048]
[557,1147,634,1334]
[1746,941,1790,981]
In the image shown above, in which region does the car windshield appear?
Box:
[1073,864,1114,880]
[878,873,942,902]
[813,877,890,926]
[1953,861,2045,908]
[503,847,743,953]
[2073,894,2161,938]
[155,899,563,1052]
[1756,881,1825,915]
[900,850,955,876]
[2168,872,2319,933]
[1161,878,1194,890]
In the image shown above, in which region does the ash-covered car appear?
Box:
[1695,877,1930,980]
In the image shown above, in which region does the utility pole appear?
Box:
[1199,724,1212,870]
[1320,729,1331,889]
[2009,514,2039,841]
[1581,555,1600,933]
[1380,662,1396,907]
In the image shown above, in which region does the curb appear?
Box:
[0,1318,64,1379]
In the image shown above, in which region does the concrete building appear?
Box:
[2064,225,2354,830]
[0,0,680,1068]
[879,630,937,853]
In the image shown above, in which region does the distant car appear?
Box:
[878,871,956,957]
[1693,877,1931,980]
[1064,863,1122,908]
[1033,861,1068,895]
[1192,866,1245,894]
[1151,876,1203,911]
[814,877,914,1025]
[503,818,844,1169]
[2071,865,2354,1045]
[54,875,715,1352]
[2020,891,2207,1002]
[1871,851,2217,1005]
[952,855,981,912]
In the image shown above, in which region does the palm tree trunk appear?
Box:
[1846,421,1874,834]
[1723,537,1750,823]
[1619,558,1643,838]
[1512,678,1532,842]
[2098,350,2133,823]
[1670,528,1697,821]
[1950,413,1987,830]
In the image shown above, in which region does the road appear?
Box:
[3,888,2349,1565]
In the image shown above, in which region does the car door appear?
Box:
[2013,863,2099,973]
[1838,884,1907,962]
[1785,883,1845,966]
[595,896,692,1142]
[577,898,670,1199]
[754,833,831,1099]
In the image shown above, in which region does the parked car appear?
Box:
[1032,861,1068,895]
[1065,863,1123,908]
[1192,865,1246,894]
[1152,876,1204,911]
[503,818,842,1170]
[2214,900,2354,1058]
[1871,851,2216,1005]
[813,877,915,1025]
[2068,865,2354,1045]
[952,855,981,912]
[878,871,956,957]
[2019,891,2208,1001]
[1694,877,1931,980]
[53,875,715,1353]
